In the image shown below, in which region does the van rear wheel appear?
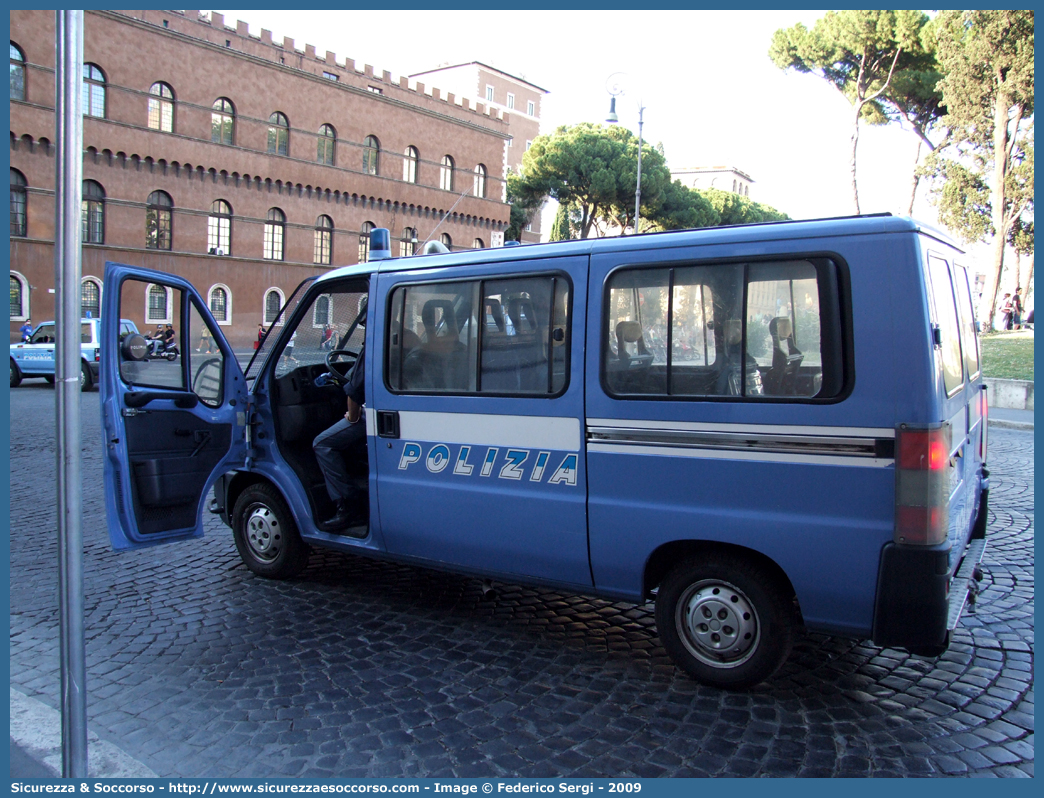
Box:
[656,554,793,689]
[232,483,309,579]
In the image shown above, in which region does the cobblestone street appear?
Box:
[9,385,1034,778]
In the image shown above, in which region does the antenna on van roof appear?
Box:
[420,187,472,248]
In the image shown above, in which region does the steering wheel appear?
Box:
[325,348,359,383]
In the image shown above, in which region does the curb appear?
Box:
[989,419,1034,431]
[10,687,157,779]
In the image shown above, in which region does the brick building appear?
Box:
[10,10,512,346]
[409,62,547,244]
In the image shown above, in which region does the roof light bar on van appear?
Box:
[369,227,392,261]
[894,423,951,546]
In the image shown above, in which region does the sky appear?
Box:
[215,9,955,239]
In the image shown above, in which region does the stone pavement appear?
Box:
[8,385,1034,778]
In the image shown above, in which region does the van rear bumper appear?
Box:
[872,544,951,652]
[872,489,989,654]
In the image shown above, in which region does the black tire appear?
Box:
[656,553,794,689]
[80,361,93,392]
[231,483,309,579]
[43,375,55,384]
[10,360,22,388]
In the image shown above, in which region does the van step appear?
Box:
[947,538,987,630]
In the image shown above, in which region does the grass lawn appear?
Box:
[980,330,1034,381]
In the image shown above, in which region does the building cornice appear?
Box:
[91,10,511,141]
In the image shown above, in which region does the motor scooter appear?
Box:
[144,334,179,361]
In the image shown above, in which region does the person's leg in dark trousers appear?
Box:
[313,414,367,529]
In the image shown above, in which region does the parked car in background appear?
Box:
[10,317,138,391]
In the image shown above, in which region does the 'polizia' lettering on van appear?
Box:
[100,216,989,689]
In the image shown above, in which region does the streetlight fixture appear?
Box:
[605,72,645,234]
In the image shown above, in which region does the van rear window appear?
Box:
[926,255,964,395]
[603,258,841,400]
[953,264,980,379]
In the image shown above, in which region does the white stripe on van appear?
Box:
[587,418,895,438]
[395,411,582,452]
[588,442,894,468]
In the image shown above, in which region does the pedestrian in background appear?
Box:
[19,319,32,342]
[1012,287,1023,329]
[1000,293,1014,330]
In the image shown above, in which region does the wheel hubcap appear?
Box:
[244,504,282,561]
[677,580,760,668]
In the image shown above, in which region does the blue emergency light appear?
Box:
[369,227,392,260]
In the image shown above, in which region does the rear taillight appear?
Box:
[895,423,951,545]
[979,385,988,461]
[94,348,100,362]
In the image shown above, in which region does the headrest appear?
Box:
[507,298,537,331]
[772,317,792,339]
[724,319,743,346]
[616,320,644,343]
[485,298,505,332]
[421,299,456,334]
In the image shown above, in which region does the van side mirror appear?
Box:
[974,321,981,333]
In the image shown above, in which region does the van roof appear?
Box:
[316,213,962,283]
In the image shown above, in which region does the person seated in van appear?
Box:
[312,342,367,532]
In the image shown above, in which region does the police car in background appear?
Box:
[10,317,138,391]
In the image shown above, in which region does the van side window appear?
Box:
[604,259,837,399]
[926,255,964,395]
[953,264,980,379]
[386,274,570,396]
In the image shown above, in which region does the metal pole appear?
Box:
[55,9,88,779]
[634,104,643,234]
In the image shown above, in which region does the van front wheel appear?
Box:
[232,483,309,579]
[656,555,793,689]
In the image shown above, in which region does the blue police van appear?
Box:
[100,215,989,688]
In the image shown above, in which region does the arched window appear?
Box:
[10,42,25,101]
[146,283,171,323]
[313,295,331,327]
[400,227,417,257]
[81,180,105,244]
[314,215,333,265]
[10,271,29,321]
[211,98,234,145]
[473,238,484,249]
[81,278,101,318]
[363,135,380,175]
[264,288,284,325]
[208,284,231,324]
[10,168,27,237]
[317,124,335,165]
[358,221,374,263]
[145,190,173,250]
[208,199,231,255]
[263,208,285,260]
[440,155,455,191]
[403,146,418,183]
[440,233,452,251]
[82,63,105,118]
[267,112,289,156]
[473,164,487,199]
[148,82,174,132]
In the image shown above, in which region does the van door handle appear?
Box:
[377,410,400,439]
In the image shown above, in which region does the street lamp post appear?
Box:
[606,73,645,234]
